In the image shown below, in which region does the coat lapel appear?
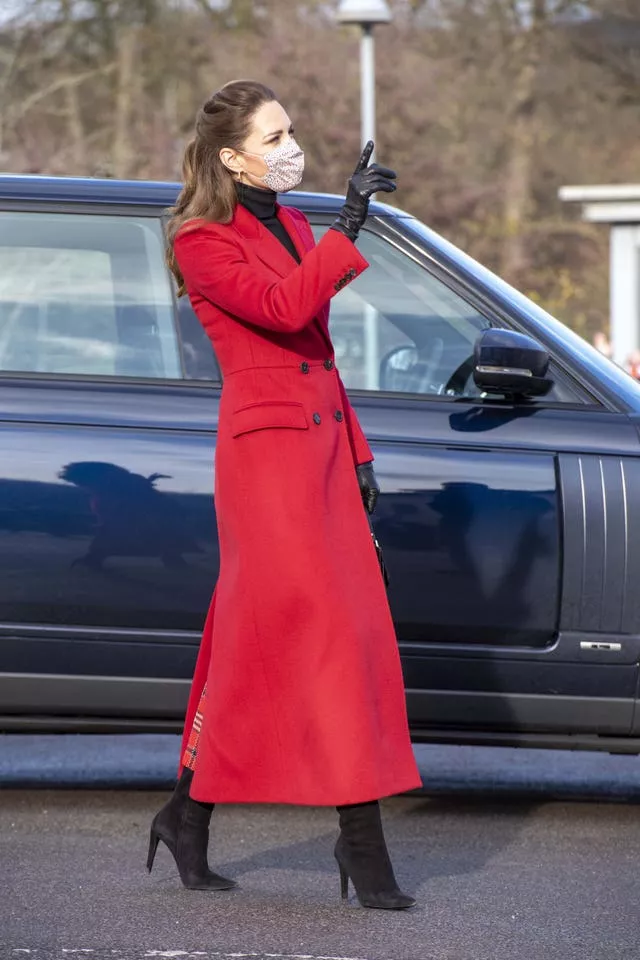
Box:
[232,203,296,279]
[232,202,334,357]
[277,206,334,357]
[277,205,313,261]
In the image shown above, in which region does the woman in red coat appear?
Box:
[147,80,422,910]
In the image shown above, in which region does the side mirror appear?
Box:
[473,329,553,398]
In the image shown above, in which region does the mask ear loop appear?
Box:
[221,142,252,181]
[237,154,269,187]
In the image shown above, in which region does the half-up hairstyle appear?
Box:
[166,79,277,296]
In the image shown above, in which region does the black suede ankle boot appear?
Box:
[335,800,415,909]
[147,767,237,891]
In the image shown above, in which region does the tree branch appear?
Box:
[8,63,116,122]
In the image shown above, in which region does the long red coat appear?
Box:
[174,202,421,805]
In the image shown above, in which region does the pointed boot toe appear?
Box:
[181,870,238,892]
[359,889,416,910]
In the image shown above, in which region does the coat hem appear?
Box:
[188,774,423,806]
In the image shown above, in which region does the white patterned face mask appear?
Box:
[240,136,305,193]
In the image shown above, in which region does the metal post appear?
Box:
[360,24,375,157]
[364,303,379,389]
[610,225,640,366]
[360,24,379,389]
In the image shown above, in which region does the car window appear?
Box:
[0,212,181,379]
[175,294,220,381]
[312,224,491,397]
[311,224,578,402]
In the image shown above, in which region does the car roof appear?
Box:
[0,174,406,217]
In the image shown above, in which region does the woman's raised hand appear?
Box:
[348,140,397,199]
[331,141,397,243]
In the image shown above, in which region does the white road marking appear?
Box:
[144,954,376,960]
[11,952,379,960]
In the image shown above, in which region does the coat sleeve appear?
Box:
[337,375,374,466]
[174,222,368,334]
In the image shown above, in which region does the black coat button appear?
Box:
[323,359,334,370]
[348,268,357,278]
[334,410,343,422]
[313,412,322,425]
[301,361,309,373]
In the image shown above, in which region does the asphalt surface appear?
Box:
[1,738,640,960]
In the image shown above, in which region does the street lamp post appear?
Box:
[336,1,393,391]
[336,0,392,162]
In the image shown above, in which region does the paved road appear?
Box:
[1,738,640,960]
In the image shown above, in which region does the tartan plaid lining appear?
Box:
[182,683,207,771]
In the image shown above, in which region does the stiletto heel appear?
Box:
[147,827,160,873]
[337,857,349,899]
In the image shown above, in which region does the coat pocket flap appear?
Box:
[231,401,309,438]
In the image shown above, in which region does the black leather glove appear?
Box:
[331,140,397,243]
[356,461,380,515]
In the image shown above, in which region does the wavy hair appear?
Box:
[166,80,277,296]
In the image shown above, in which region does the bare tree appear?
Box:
[111,26,139,178]
[0,0,636,338]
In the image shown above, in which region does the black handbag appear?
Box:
[366,512,390,587]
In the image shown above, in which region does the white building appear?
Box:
[559,184,640,366]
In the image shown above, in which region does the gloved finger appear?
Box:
[366,173,397,188]
[353,140,374,175]
[366,178,397,194]
[357,172,397,193]
[366,164,396,180]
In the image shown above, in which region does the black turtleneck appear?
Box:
[235,182,301,264]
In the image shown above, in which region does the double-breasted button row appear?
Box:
[333,267,357,293]
[312,410,342,425]
[302,359,334,373]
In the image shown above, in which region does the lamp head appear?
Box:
[336,0,392,26]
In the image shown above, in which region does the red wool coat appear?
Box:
[174,202,421,805]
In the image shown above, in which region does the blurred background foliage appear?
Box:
[1,0,639,338]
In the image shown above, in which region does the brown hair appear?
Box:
[166,79,277,296]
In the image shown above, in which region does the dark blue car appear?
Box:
[2,174,640,752]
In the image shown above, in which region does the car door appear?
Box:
[0,205,221,726]
[310,218,640,741]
